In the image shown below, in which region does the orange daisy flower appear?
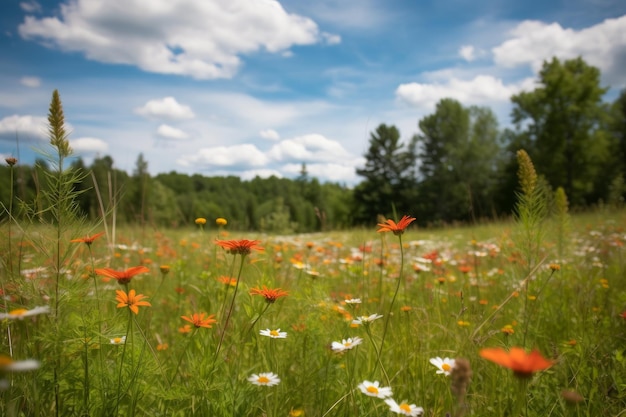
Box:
[249,285,289,303]
[215,239,263,256]
[115,289,151,315]
[479,347,554,378]
[377,215,416,235]
[95,266,150,285]
[181,313,217,329]
[70,232,105,246]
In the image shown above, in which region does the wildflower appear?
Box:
[5,157,17,166]
[115,289,151,315]
[260,328,287,339]
[217,276,238,287]
[384,398,424,416]
[377,215,416,235]
[156,343,169,351]
[479,347,553,378]
[178,324,192,334]
[549,263,561,271]
[110,336,126,345]
[70,232,105,246]
[215,239,263,256]
[358,380,393,398]
[429,357,455,376]
[95,266,150,285]
[0,355,40,372]
[159,265,170,275]
[195,218,207,225]
[248,372,280,386]
[457,320,470,327]
[0,306,50,320]
[289,408,304,417]
[216,217,227,226]
[181,313,217,329]
[352,313,383,326]
[501,324,515,335]
[331,337,363,352]
[249,286,289,303]
[344,298,362,304]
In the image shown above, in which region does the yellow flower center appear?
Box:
[366,386,379,394]
[258,376,270,384]
[270,330,279,337]
[442,363,451,372]
[9,308,28,316]
[400,403,412,413]
[112,337,123,344]
[344,342,351,347]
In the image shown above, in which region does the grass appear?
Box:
[0,208,625,416]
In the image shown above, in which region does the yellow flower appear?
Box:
[195,217,207,225]
[216,217,227,226]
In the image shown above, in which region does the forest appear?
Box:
[1,57,625,232]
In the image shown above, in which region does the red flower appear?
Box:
[115,289,151,315]
[479,347,554,378]
[181,313,217,329]
[215,239,263,256]
[71,232,105,246]
[95,266,150,285]
[377,215,416,235]
[249,285,289,303]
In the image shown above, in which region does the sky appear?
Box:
[1,0,626,185]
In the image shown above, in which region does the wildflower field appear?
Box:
[1,204,625,416]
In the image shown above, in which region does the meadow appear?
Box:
[1,199,625,416]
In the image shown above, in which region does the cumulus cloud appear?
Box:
[0,115,47,140]
[260,129,280,141]
[156,124,188,140]
[178,143,269,168]
[135,97,195,120]
[267,133,353,163]
[20,1,42,13]
[18,0,336,79]
[493,15,626,86]
[395,75,533,110]
[70,137,108,153]
[20,76,41,88]
[459,45,476,62]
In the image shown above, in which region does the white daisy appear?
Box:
[358,380,393,399]
[344,298,362,304]
[0,356,40,372]
[429,357,455,376]
[352,313,383,326]
[331,336,363,352]
[248,372,280,386]
[385,398,424,416]
[0,306,50,320]
[259,328,287,339]
[110,336,127,345]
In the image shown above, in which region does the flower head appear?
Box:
[331,337,363,352]
[195,217,207,225]
[479,347,553,378]
[215,239,263,256]
[71,232,105,246]
[260,328,287,339]
[0,355,40,372]
[358,380,393,398]
[249,285,288,303]
[429,357,456,376]
[110,336,126,345]
[95,266,150,285]
[377,215,416,235]
[384,398,424,416]
[115,289,151,315]
[181,313,217,329]
[216,217,227,226]
[0,306,50,320]
[5,157,17,166]
[248,372,280,386]
[352,313,383,326]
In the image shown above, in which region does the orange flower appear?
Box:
[70,232,105,246]
[181,313,217,329]
[479,347,553,378]
[115,289,151,315]
[377,215,416,235]
[95,266,150,285]
[215,239,263,256]
[249,285,289,303]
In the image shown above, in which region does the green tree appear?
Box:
[353,124,418,223]
[510,57,609,205]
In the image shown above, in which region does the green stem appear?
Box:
[214,254,246,361]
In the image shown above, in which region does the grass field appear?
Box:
[1,206,625,416]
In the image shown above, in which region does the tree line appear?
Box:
[1,57,625,231]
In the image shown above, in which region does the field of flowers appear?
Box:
[1,205,625,416]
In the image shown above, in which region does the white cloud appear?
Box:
[240,168,283,180]
[395,75,532,110]
[156,124,188,140]
[459,45,476,62]
[0,115,47,140]
[135,97,195,120]
[18,0,335,79]
[70,137,108,153]
[267,133,353,163]
[283,162,360,183]
[493,15,626,86]
[178,143,269,168]
[20,1,42,13]
[260,129,280,141]
[20,76,41,88]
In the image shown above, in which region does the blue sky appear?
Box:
[1,0,626,185]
